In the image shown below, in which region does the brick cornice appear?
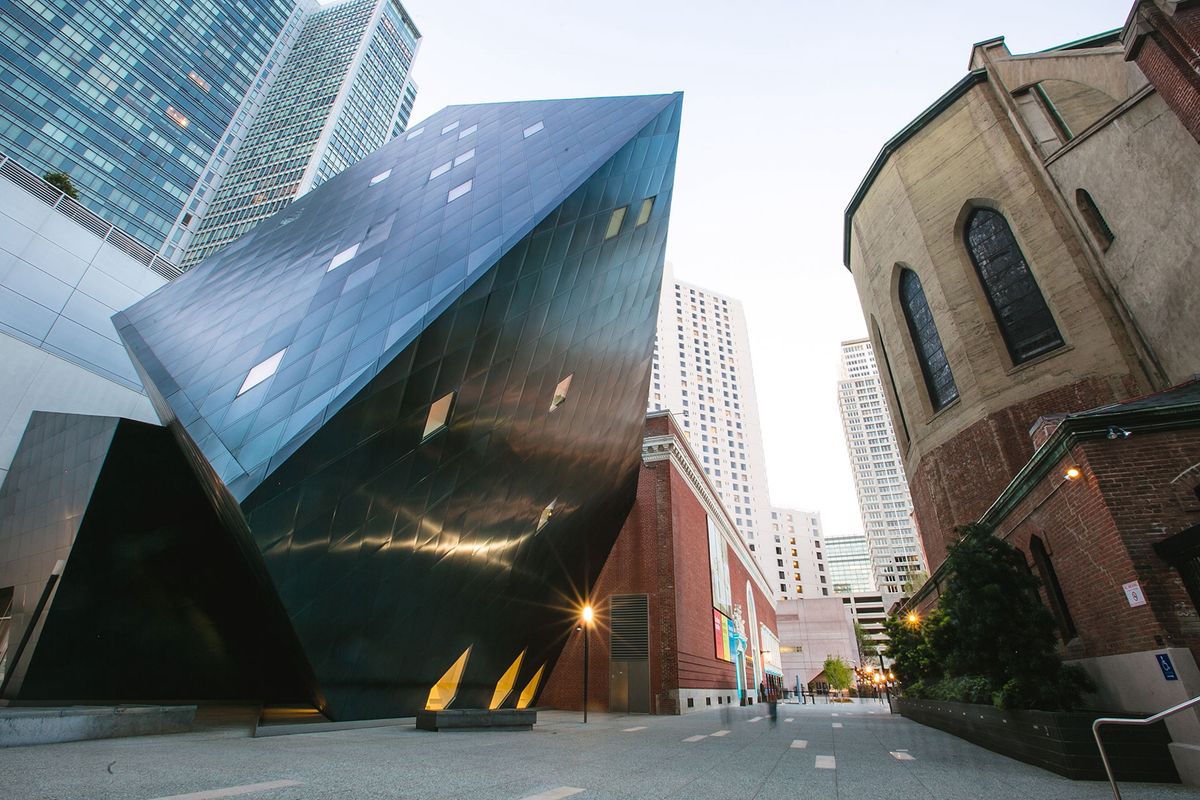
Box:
[642,432,775,601]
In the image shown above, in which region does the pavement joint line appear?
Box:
[710,730,730,737]
[682,734,707,742]
[815,755,836,770]
[518,789,585,800]
[790,740,807,749]
[621,726,647,732]
[146,780,302,800]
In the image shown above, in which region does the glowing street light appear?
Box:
[1063,466,1082,481]
[580,602,593,723]
[905,611,920,627]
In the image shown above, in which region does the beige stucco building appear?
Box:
[844,26,1199,573]
[843,8,1200,781]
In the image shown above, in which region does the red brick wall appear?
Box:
[541,414,781,713]
[1132,4,1200,143]
[995,429,1200,665]
[910,375,1139,571]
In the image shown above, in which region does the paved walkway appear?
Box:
[0,699,1191,799]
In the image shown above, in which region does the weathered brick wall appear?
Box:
[1133,4,1200,144]
[539,448,673,712]
[997,430,1200,666]
[911,374,1138,571]
[541,414,779,713]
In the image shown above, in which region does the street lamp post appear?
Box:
[581,603,593,724]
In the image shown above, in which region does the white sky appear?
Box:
[395,0,1133,538]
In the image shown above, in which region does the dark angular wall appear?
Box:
[105,94,683,719]
[1,414,312,704]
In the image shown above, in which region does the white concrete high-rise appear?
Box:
[837,338,926,594]
[181,0,421,269]
[648,264,823,599]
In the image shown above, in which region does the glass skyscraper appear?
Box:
[0,0,303,252]
[181,0,420,270]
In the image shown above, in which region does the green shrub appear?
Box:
[886,525,1095,712]
[43,171,79,200]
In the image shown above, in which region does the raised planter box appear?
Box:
[416,708,537,732]
[897,697,1178,782]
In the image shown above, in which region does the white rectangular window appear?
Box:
[453,149,474,167]
[447,180,472,203]
[237,349,286,396]
[442,121,460,134]
[406,127,424,140]
[549,374,573,412]
[636,196,655,226]
[369,169,392,186]
[328,243,359,272]
[430,161,451,180]
[523,120,544,138]
[458,124,477,139]
[423,392,454,439]
[605,206,627,239]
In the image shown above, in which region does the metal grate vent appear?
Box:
[609,594,649,660]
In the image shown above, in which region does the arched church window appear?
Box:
[899,269,959,411]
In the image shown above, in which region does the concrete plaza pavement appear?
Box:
[0,698,1192,799]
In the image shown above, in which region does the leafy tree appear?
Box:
[901,569,928,595]
[823,655,853,693]
[43,171,79,200]
[884,524,1094,710]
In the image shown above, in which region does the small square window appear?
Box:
[423,392,454,440]
[406,127,424,140]
[237,349,286,396]
[442,121,460,134]
[458,124,477,139]
[605,206,627,239]
[537,499,558,532]
[523,120,544,138]
[636,196,655,226]
[453,148,475,167]
[447,180,472,203]
[430,161,451,180]
[328,243,359,271]
[369,169,391,186]
[549,373,573,411]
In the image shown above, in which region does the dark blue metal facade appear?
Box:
[0,93,682,719]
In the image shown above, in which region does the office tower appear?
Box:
[649,266,818,598]
[0,93,683,719]
[0,0,306,253]
[180,0,421,269]
[837,338,926,593]
[768,506,827,598]
[825,533,875,595]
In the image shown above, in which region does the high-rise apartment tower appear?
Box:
[180,0,420,269]
[837,337,926,593]
[649,264,821,599]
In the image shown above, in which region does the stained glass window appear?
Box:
[899,269,959,411]
[965,209,1064,363]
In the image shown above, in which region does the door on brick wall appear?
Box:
[609,594,650,713]
[1156,524,1200,613]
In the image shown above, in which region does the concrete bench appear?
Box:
[416,708,537,732]
[0,705,196,747]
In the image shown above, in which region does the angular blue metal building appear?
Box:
[0,93,682,719]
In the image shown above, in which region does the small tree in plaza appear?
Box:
[823,655,854,700]
[885,524,1093,710]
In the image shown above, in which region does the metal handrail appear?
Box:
[1092,693,1200,799]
